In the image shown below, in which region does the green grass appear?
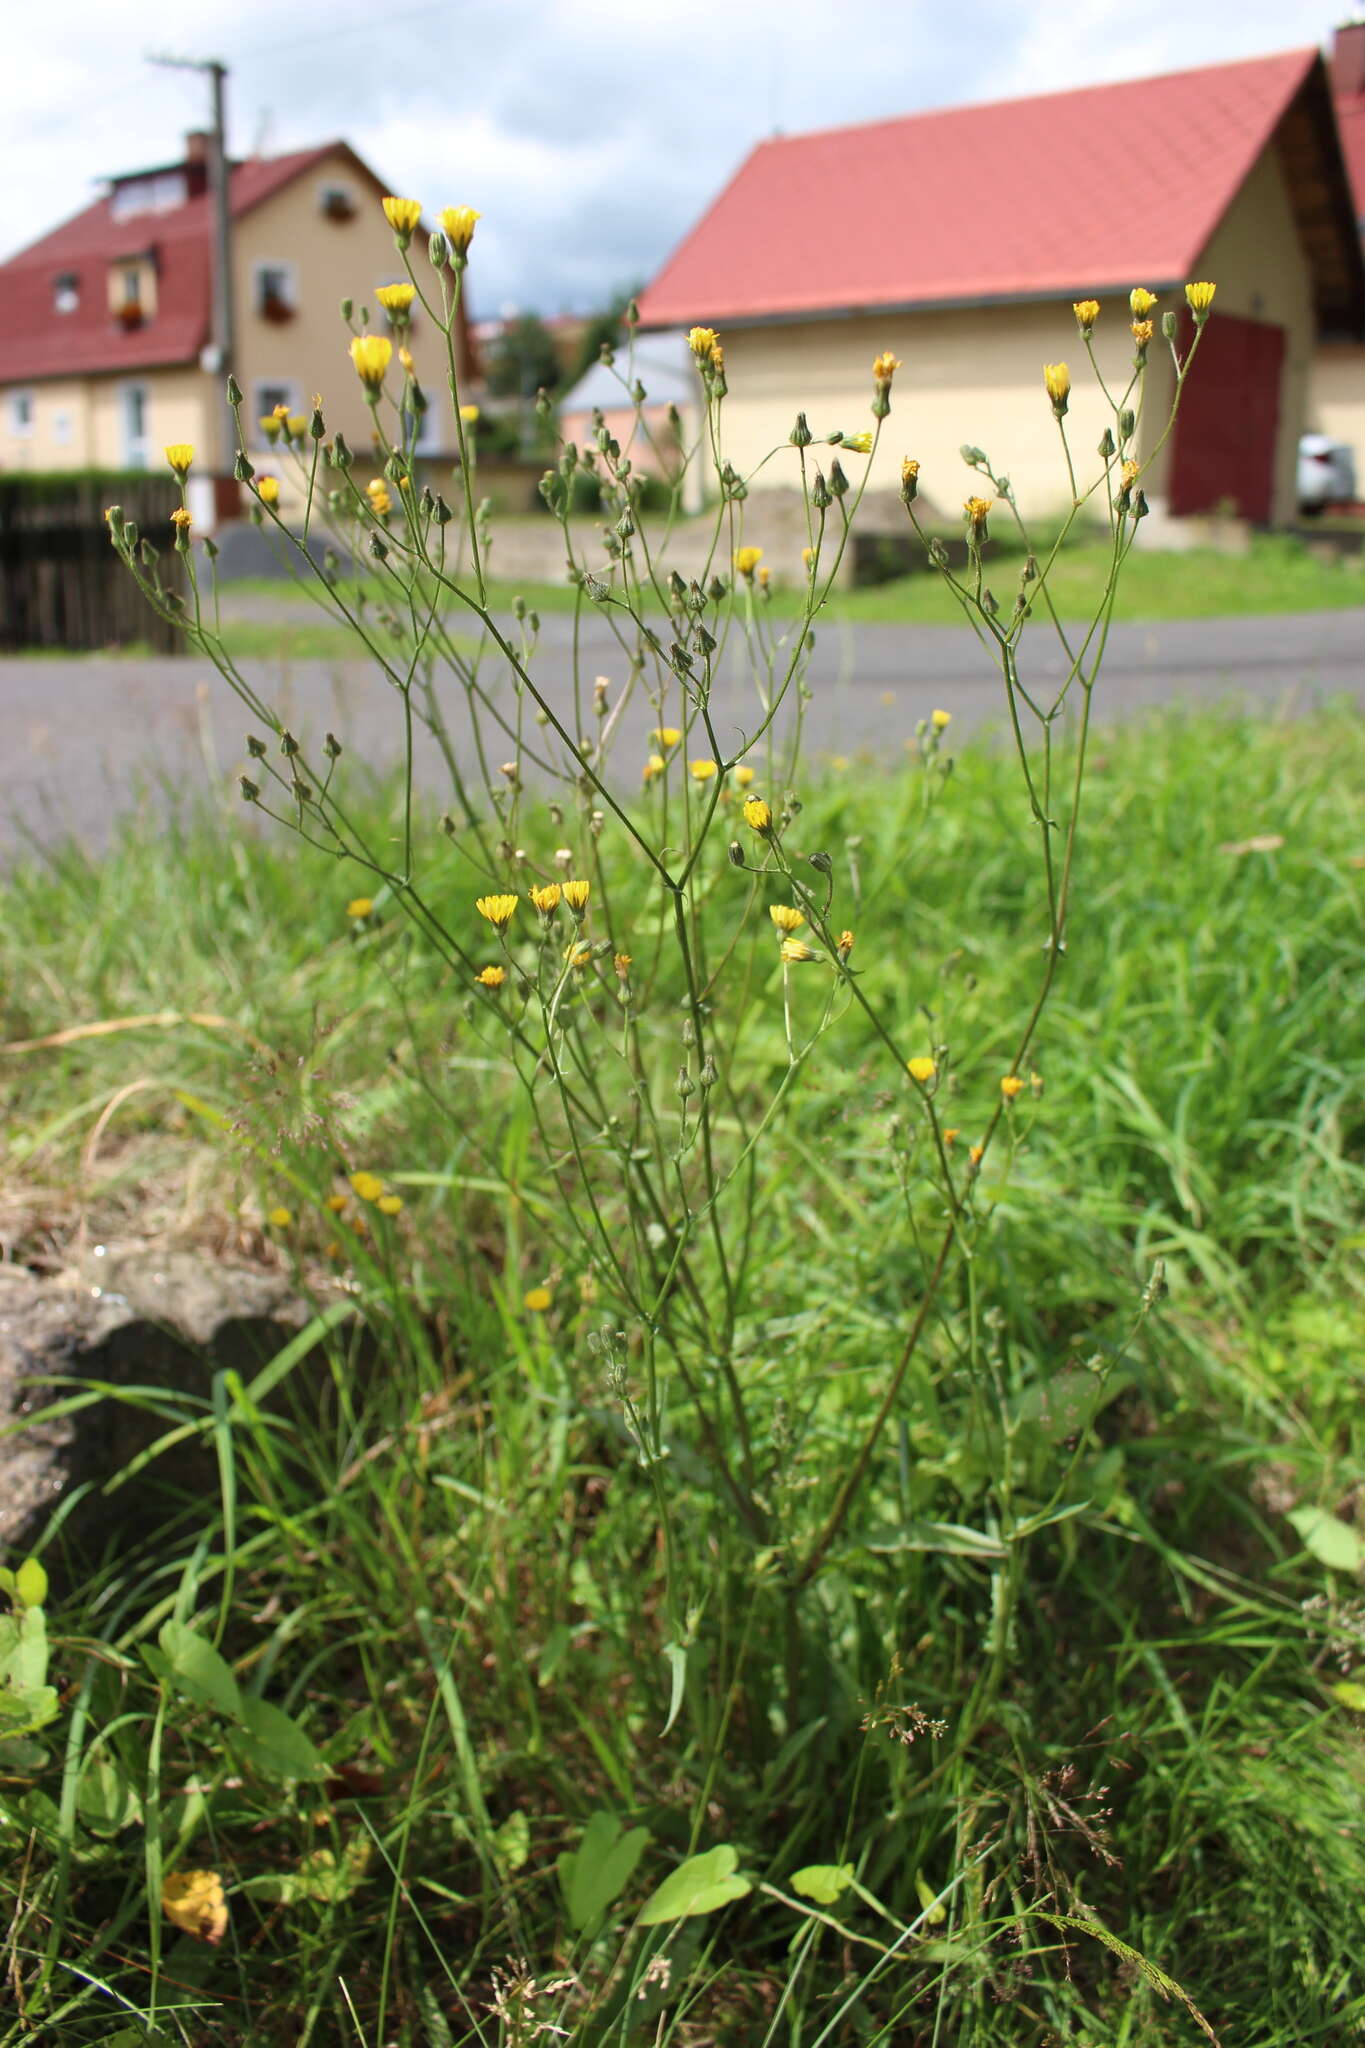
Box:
[1,708,1363,2045]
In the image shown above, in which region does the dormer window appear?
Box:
[109,170,187,221]
[255,262,297,324]
[319,183,357,222]
[53,272,79,314]
[109,259,155,328]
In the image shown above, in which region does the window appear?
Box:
[110,170,187,221]
[10,391,34,436]
[318,182,357,222]
[53,272,79,314]
[121,383,149,468]
[52,409,72,447]
[254,262,296,321]
[254,381,301,428]
[122,268,142,307]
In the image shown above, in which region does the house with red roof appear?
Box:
[1314,20,1365,473]
[0,136,475,514]
[638,39,1365,531]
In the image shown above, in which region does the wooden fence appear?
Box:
[0,475,185,652]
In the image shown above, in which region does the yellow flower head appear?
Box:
[1129,287,1158,317]
[349,1170,385,1203]
[690,758,718,781]
[164,443,194,477]
[757,565,770,588]
[900,457,920,503]
[375,281,416,314]
[614,953,632,979]
[653,726,681,749]
[733,763,756,788]
[267,1205,292,1228]
[643,752,665,782]
[286,414,309,441]
[733,545,764,579]
[769,904,804,934]
[873,350,901,382]
[780,937,817,963]
[529,882,561,915]
[688,325,719,361]
[460,403,480,423]
[382,195,423,240]
[1185,279,1216,318]
[326,1192,349,1213]
[562,878,591,914]
[475,892,519,931]
[440,205,481,255]
[350,334,393,389]
[1120,459,1140,492]
[843,431,873,455]
[524,1285,553,1313]
[1042,362,1070,412]
[907,1056,937,1085]
[399,345,416,372]
[964,495,993,535]
[1000,1073,1025,1099]
[931,707,952,730]
[259,414,282,442]
[968,1143,984,1165]
[366,478,392,518]
[942,1126,959,1144]
[256,477,281,507]
[476,964,507,987]
[565,942,593,969]
[837,929,855,960]
[1130,319,1153,348]
[1073,298,1100,335]
[743,796,772,833]
[170,507,192,533]
[802,544,816,569]
[346,896,374,918]
[377,1193,404,1216]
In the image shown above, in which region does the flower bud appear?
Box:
[676,1065,696,1099]
[234,452,255,482]
[428,230,449,269]
[808,849,832,875]
[790,412,812,447]
[246,733,266,757]
[1161,310,1178,343]
[812,469,831,510]
[900,457,920,505]
[727,839,746,867]
[239,776,259,802]
[226,373,243,406]
[828,459,849,498]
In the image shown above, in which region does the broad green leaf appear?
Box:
[0,1606,48,1693]
[791,1862,855,1905]
[494,1810,530,1871]
[1330,1680,1365,1712]
[637,1845,751,1926]
[15,1559,48,1609]
[77,1757,142,1834]
[233,1695,328,1781]
[157,1622,243,1721]
[557,1811,650,1934]
[240,1837,371,1904]
[0,1684,59,1738]
[1287,1506,1365,1574]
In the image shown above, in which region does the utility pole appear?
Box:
[148,55,236,489]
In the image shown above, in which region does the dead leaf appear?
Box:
[161,1868,229,1945]
[1216,834,1284,857]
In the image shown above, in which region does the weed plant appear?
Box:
[2,210,1363,2045]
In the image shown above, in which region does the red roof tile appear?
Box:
[0,144,359,385]
[639,48,1320,327]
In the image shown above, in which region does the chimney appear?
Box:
[1331,19,1365,98]
[185,130,212,164]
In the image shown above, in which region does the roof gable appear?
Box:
[639,48,1331,326]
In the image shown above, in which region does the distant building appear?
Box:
[638,44,1365,530]
[1313,20,1365,477]
[558,329,704,508]
[0,136,477,520]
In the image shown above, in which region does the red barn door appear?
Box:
[1168,310,1285,522]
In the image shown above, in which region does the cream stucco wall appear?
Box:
[1308,342,1365,476]
[235,154,474,496]
[0,368,212,474]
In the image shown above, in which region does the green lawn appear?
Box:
[2,707,1362,2044]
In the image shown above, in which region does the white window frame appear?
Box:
[10,390,34,436]
[253,259,298,318]
[53,273,79,315]
[120,381,150,469]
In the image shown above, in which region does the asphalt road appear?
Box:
[4,608,1362,857]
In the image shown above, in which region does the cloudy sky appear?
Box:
[5,0,1347,315]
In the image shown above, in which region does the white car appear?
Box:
[1297,433,1356,514]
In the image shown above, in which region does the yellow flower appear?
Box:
[259,414,282,442]
[733,763,756,788]
[267,1205,292,1228]
[1000,1073,1025,1099]
[1185,279,1216,319]
[1130,319,1153,348]
[164,443,194,477]
[843,431,873,454]
[1119,459,1140,492]
[653,726,681,748]
[382,195,423,240]
[529,882,561,915]
[743,796,772,833]
[399,345,415,372]
[349,1170,385,1203]
[614,953,632,979]
[837,929,855,960]
[476,964,507,987]
[780,938,817,963]
[900,457,920,503]
[968,1143,984,1165]
[460,403,480,423]
[377,1193,404,1216]
[1073,298,1100,335]
[285,414,309,440]
[375,281,416,313]
[733,545,764,579]
[476,893,518,931]
[757,565,770,588]
[769,904,804,933]
[964,495,993,535]
[802,544,816,569]
[1042,362,1070,414]
[643,752,665,782]
[440,205,481,255]
[1129,287,1158,317]
[350,334,393,389]
[326,1192,349,1213]
[942,1126,959,1143]
[565,943,592,970]
[931,708,952,730]
[366,478,392,518]
[562,878,591,914]
[873,350,901,382]
[688,325,719,361]
[907,1056,937,1085]
[524,1285,553,1313]
[346,896,374,918]
[161,1869,228,1947]
[170,507,192,533]
[690,758,718,781]
[256,476,281,507]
